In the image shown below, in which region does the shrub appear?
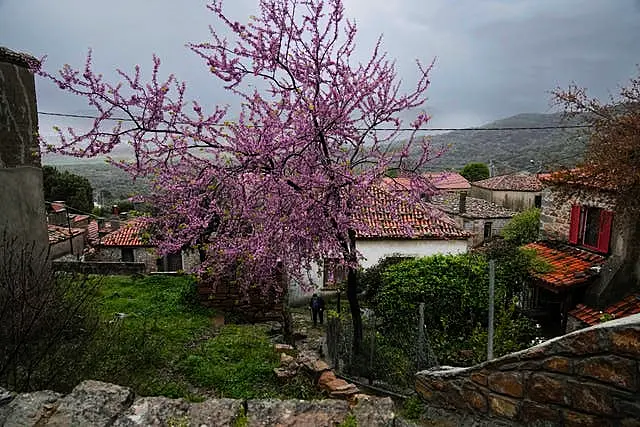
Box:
[501,208,540,245]
[0,236,100,391]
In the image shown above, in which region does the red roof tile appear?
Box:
[423,172,471,191]
[538,168,616,191]
[569,294,640,326]
[87,220,100,244]
[524,241,606,292]
[50,202,66,213]
[382,172,470,193]
[100,219,148,247]
[48,224,85,244]
[355,186,469,239]
[473,174,543,192]
[72,214,91,223]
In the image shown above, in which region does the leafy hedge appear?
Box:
[369,252,536,366]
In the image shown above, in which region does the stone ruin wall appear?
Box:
[415,314,640,426]
[0,46,48,251]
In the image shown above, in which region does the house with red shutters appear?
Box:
[522,170,639,332]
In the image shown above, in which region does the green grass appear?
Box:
[69,275,303,400]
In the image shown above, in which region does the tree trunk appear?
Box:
[346,229,363,354]
[282,303,294,346]
[276,261,294,345]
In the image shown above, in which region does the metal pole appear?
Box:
[488,259,495,361]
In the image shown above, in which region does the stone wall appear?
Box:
[459,217,511,247]
[415,314,640,426]
[92,247,159,273]
[540,184,639,305]
[52,261,146,275]
[470,187,539,212]
[199,280,285,323]
[49,233,85,260]
[0,380,399,426]
[0,47,48,252]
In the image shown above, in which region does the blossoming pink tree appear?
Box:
[36,0,438,351]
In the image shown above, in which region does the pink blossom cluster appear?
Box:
[35,0,440,297]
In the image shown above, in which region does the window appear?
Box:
[534,195,542,208]
[121,248,134,262]
[484,222,493,240]
[569,205,613,254]
[323,259,348,289]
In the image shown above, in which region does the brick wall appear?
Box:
[415,314,640,426]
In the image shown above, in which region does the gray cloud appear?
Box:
[1,0,639,132]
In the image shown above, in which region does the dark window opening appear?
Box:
[121,248,134,262]
[569,204,613,254]
[534,195,542,208]
[581,207,601,248]
[484,222,493,240]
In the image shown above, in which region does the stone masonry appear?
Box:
[415,314,640,426]
[0,46,48,251]
[0,380,399,427]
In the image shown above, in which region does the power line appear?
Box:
[37,111,592,132]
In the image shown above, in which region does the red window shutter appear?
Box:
[597,210,614,253]
[568,205,581,244]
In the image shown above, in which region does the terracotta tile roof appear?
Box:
[50,202,66,213]
[538,168,616,191]
[355,186,469,239]
[100,219,148,247]
[72,214,91,223]
[473,174,543,192]
[524,241,606,292]
[569,294,640,326]
[423,172,471,191]
[382,172,470,193]
[48,224,85,244]
[432,193,516,219]
[87,220,100,244]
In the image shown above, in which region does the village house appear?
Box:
[522,170,640,332]
[91,218,200,274]
[48,224,85,260]
[432,192,516,247]
[470,173,543,212]
[289,185,470,303]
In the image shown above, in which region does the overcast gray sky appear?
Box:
[2,0,639,136]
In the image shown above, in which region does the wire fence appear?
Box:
[325,303,439,394]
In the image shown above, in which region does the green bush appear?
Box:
[501,208,540,245]
[369,252,535,367]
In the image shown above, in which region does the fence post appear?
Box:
[368,311,375,385]
[417,302,425,370]
[488,259,495,361]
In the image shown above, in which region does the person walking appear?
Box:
[309,293,325,326]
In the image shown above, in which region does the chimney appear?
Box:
[112,205,120,217]
[459,191,467,214]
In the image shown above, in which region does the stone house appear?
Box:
[48,224,85,260]
[92,218,200,273]
[568,292,640,331]
[523,171,640,332]
[289,186,470,303]
[470,173,543,212]
[432,192,516,247]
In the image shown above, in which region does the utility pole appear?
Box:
[488,259,495,361]
[489,160,495,177]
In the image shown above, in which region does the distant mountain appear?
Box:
[419,112,589,174]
